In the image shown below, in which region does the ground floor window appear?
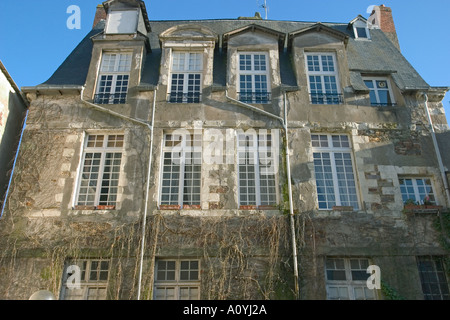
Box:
[154,259,201,300]
[325,257,376,300]
[417,256,449,300]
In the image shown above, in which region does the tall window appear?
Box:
[311,134,359,210]
[169,52,202,103]
[76,134,123,209]
[60,259,110,300]
[154,259,200,300]
[160,132,202,209]
[399,177,436,205]
[363,77,396,106]
[305,53,342,105]
[95,53,131,104]
[237,130,277,208]
[417,256,449,300]
[238,53,271,104]
[325,257,376,300]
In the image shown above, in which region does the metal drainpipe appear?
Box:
[80,87,157,300]
[422,92,450,206]
[225,90,300,299]
[422,92,450,246]
[0,110,28,219]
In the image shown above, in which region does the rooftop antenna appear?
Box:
[260,0,268,20]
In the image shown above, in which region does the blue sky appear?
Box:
[0,0,449,120]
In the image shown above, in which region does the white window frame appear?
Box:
[362,77,396,106]
[95,53,132,104]
[237,52,271,104]
[305,52,342,105]
[75,134,124,209]
[325,257,377,300]
[159,132,202,209]
[352,20,371,40]
[154,259,201,300]
[311,134,359,210]
[399,177,437,205]
[237,130,278,208]
[60,259,110,300]
[169,52,203,103]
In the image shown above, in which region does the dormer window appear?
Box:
[362,77,396,106]
[352,18,371,40]
[168,52,202,103]
[105,10,139,34]
[95,53,131,104]
[237,52,271,104]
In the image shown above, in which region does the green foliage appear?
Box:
[380,280,406,300]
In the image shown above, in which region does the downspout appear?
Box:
[0,111,28,219]
[80,86,157,299]
[422,92,450,246]
[225,90,300,299]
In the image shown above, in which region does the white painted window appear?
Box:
[305,53,342,105]
[154,260,200,300]
[105,10,139,34]
[399,177,437,205]
[363,77,396,106]
[95,53,132,104]
[160,132,202,209]
[352,19,371,40]
[76,134,124,208]
[61,259,110,300]
[417,256,450,300]
[325,258,376,300]
[311,134,359,210]
[237,130,277,208]
[238,52,271,104]
[169,52,202,103]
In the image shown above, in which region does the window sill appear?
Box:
[73,205,116,210]
[239,205,278,210]
[403,205,443,214]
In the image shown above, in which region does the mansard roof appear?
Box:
[38,17,430,91]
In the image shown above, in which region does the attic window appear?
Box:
[352,20,371,40]
[105,10,139,34]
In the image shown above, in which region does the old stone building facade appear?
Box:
[1,0,449,300]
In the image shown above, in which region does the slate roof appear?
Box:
[40,17,430,91]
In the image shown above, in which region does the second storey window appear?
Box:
[238,130,277,208]
[95,53,131,104]
[160,132,202,209]
[306,53,342,105]
[75,134,124,209]
[312,134,359,210]
[399,177,436,205]
[238,53,271,104]
[363,78,396,106]
[169,52,202,103]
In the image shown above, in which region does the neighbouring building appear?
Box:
[1,0,449,300]
[0,60,28,214]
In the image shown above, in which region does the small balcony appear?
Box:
[94,93,127,105]
[310,92,344,105]
[168,92,201,103]
[238,92,272,104]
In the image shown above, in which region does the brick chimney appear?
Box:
[93,4,107,28]
[368,4,400,51]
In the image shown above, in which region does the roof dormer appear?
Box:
[349,16,371,40]
[102,0,151,35]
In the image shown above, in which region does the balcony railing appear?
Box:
[370,102,397,107]
[94,93,127,105]
[238,92,271,104]
[310,93,343,105]
[168,92,201,103]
